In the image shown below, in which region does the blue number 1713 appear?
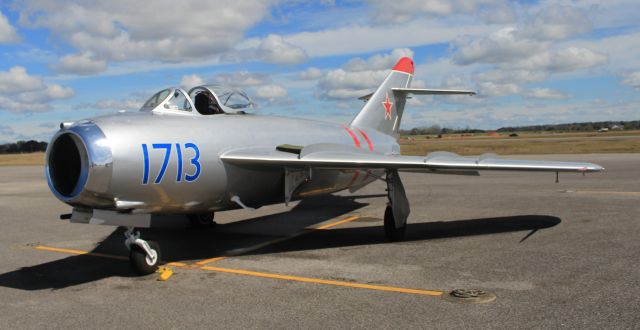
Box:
[141,142,201,184]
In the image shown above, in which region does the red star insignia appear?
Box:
[382,92,393,120]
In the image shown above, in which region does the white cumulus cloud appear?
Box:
[318,48,414,100]
[180,74,204,89]
[17,1,272,70]
[621,71,640,90]
[0,66,74,113]
[522,88,569,100]
[0,66,43,93]
[255,84,288,100]
[74,98,142,111]
[343,48,414,71]
[257,34,308,65]
[298,67,323,80]
[365,0,505,23]
[212,71,272,87]
[453,27,542,65]
[52,52,107,75]
[0,11,19,43]
[519,5,592,41]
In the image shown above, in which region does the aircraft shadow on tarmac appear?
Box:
[0,194,560,290]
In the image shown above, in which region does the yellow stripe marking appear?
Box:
[34,245,127,260]
[32,244,444,297]
[201,265,443,297]
[315,215,360,230]
[194,215,361,266]
[194,256,227,266]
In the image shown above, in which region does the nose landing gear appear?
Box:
[124,227,161,275]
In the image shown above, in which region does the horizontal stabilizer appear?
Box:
[358,88,475,101]
[392,88,476,96]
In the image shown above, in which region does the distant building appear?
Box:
[598,128,609,132]
[610,125,624,130]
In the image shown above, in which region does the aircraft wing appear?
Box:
[220,144,604,173]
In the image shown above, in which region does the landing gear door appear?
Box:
[387,170,410,228]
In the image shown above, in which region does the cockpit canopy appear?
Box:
[140,85,255,115]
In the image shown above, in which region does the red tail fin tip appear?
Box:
[392,57,414,74]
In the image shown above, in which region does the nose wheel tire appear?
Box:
[384,206,406,242]
[188,212,216,228]
[130,240,161,275]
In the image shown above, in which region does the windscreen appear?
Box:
[140,89,171,111]
[207,85,254,110]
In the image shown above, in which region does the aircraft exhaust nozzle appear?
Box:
[45,121,114,208]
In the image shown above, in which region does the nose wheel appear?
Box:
[124,227,161,275]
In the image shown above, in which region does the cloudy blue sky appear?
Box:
[0,0,639,142]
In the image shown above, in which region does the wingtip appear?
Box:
[584,164,605,172]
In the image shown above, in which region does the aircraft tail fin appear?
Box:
[349,57,414,137]
[349,57,475,137]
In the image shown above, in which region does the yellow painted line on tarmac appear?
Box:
[201,265,444,297]
[314,215,360,230]
[194,256,228,266]
[194,215,361,266]
[32,244,444,297]
[34,245,128,261]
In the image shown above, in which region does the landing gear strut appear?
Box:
[124,227,161,275]
[384,170,409,241]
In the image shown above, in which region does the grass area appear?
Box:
[400,131,640,156]
[0,152,45,166]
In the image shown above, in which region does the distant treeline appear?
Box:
[400,125,487,135]
[496,120,640,132]
[0,140,48,154]
[402,120,640,135]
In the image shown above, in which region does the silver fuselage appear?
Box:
[46,111,395,214]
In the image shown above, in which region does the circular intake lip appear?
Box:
[46,130,89,201]
[45,121,113,204]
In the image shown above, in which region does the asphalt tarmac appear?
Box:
[0,153,638,329]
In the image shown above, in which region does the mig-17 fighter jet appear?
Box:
[45,57,603,274]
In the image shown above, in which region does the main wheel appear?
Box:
[130,241,161,275]
[384,205,406,242]
[188,212,216,229]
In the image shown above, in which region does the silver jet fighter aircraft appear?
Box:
[45,58,603,274]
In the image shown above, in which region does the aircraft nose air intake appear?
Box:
[46,121,113,206]
[47,132,86,198]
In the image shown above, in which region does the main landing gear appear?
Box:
[384,170,409,242]
[124,227,161,275]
